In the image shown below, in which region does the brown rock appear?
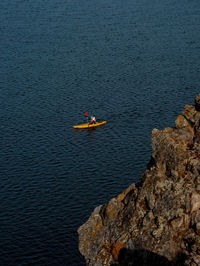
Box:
[182,105,196,123]
[111,242,126,261]
[175,115,190,128]
[78,94,200,266]
[191,192,200,213]
[195,94,200,111]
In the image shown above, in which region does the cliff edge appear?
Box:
[78,94,200,266]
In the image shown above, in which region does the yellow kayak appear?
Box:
[73,121,107,129]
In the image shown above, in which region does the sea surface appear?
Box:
[1,0,200,265]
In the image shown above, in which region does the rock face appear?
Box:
[78,94,200,266]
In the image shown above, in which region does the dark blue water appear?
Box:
[1,0,200,264]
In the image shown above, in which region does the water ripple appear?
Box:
[1,0,200,264]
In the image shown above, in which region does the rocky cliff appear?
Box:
[78,94,200,266]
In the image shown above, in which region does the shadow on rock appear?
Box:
[111,248,187,266]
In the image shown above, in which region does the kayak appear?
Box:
[73,121,107,129]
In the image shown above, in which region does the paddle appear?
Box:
[85,112,89,124]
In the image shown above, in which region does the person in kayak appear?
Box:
[90,116,96,124]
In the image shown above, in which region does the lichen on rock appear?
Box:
[78,94,200,266]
